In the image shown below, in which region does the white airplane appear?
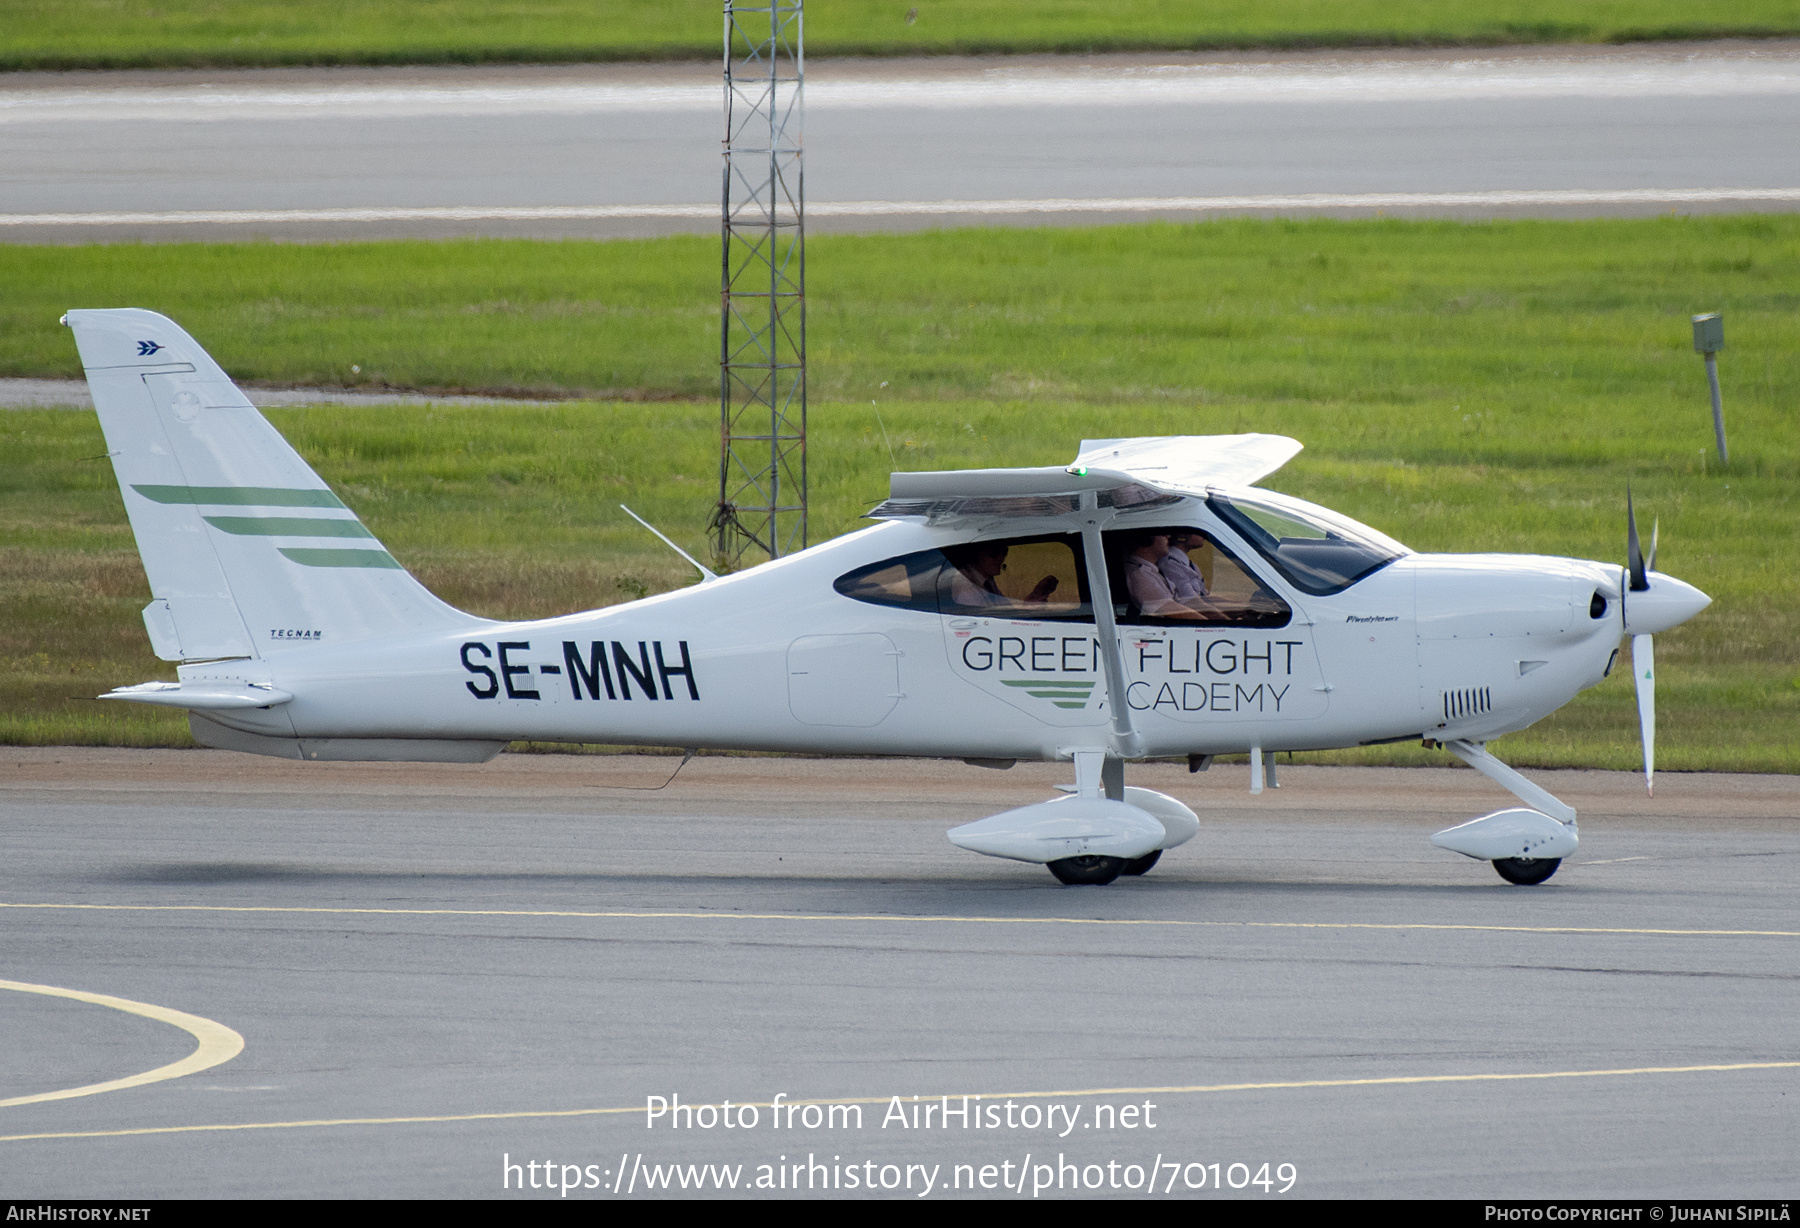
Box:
[67,309,1711,887]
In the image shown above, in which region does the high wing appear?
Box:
[872,433,1302,521]
[1069,434,1304,493]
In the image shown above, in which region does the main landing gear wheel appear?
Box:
[1119,850,1162,876]
[1047,855,1126,885]
[1492,857,1562,886]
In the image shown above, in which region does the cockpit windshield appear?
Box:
[1207,492,1407,596]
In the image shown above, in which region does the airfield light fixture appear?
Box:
[1691,312,1727,465]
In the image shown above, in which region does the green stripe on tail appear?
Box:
[278,547,404,569]
[205,516,374,538]
[133,484,346,508]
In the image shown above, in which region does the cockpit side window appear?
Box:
[1207,494,1403,596]
[834,535,1092,621]
[940,536,1088,619]
[1103,526,1292,628]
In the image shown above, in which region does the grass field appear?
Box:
[5,0,1800,71]
[3,216,1795,769]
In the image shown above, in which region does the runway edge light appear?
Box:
[1692,311,1728,464]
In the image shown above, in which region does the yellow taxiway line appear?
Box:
[4,1060,1797,1144]
[0,980,244,1109]
[5,902,1788,1141]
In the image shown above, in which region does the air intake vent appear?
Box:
[1442,687,1493,722]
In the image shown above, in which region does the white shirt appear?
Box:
[1159,547,1206,600]
[1125,554,1182,614]
[949,567,1009,608]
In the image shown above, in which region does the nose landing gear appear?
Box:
[1492,857,1562,886]
[1047,855,1127,886]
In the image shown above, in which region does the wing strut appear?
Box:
[1076,491,1144,760]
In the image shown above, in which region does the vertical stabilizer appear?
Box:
[67,309,482,661]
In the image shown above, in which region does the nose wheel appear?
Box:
[1047,855,1126,885]
[1492,857,1561,885]
[1046,849,1162,884]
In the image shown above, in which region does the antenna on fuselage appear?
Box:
[622,505,719,584]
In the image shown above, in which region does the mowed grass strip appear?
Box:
[4,0,1800,70]
[2,215,1795,768]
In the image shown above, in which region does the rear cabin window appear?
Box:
[832,548,945,614]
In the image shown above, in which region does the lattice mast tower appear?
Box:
[713,0,806,568]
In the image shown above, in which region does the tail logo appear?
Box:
[136,340,165,356]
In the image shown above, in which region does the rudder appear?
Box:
[67,308,482,662]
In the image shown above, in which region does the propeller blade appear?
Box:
[1626,485,1648,592]
[1648,517,1659,574]
[1632,633,1656,796]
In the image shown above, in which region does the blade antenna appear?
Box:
[621,506,720,583]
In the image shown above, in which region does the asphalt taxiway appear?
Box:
[2,748,1796,1198]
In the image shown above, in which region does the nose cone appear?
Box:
[1624,571,1712,635]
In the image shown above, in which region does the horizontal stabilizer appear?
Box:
[100,680,292,710]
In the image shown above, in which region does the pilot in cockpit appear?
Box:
[944,542,1059,609]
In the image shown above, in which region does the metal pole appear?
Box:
[1692,312,1727,468]
[1705,351,1728,466]
[714,0,805,570]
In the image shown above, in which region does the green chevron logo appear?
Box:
[1001,677,1098,710]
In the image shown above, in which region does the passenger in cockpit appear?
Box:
[944,543,1059,609]
[1159,530,1208,601]
[1124,532,1216,622]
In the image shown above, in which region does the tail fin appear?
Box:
[67,309,481,662]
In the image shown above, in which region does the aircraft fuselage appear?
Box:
[183,508,1630,764]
